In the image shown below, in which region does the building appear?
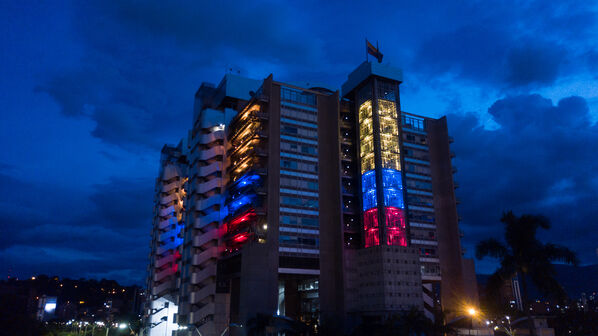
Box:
[144,61,476,335]
[145,144,188,336]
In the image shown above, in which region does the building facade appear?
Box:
[144,61,476,335]
[145,144,187,336]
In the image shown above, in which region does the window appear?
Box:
[281,87,316,106]
[283,126,298,134]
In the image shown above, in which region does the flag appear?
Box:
[366,39,383,63]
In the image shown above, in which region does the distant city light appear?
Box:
[44,302,56,312]
[118,323,128,329]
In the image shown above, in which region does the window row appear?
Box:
[280,196,318,209]
[280,215,319,227]
[280,177,318,190]
[406,195,434,207]
[281,106,317,123]
[405,163,430,175]
[281,125,318,139]
[280,159,318,173]
[279,235,318,247]
[404,148,429,161]
[405,179,432,191]
[402,115,426,132]
[281,87,316,106]
[280,142,317,155]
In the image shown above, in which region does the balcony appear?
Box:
[199,131,224,145]
[159,227,180,242]
[158,217,177,230]
[189,302,215,325]
[196,196,221,212]
[153,266,175,282]
[162,181,179,193]
[199,146,224,161]
[198,162,222,177]
[159,205,177,218]
[193,230,219,248]
[189,283,216,305]
[160,193,178,205]
[155,253,175,268]
[192,247,219,268]
[191,265,217,285]
[194,212,221,230]
[151,279,174,296]
[197,178,222,194]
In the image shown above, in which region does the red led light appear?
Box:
[385,207,407,246]
[232,233,249,243]
[226,209,257,234]
[364,208,379,248]
[363,207,407,247]
[173,250,182,260]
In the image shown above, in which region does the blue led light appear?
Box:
[362,170,377,211]
[363,189,377,211]
[361,168,404,211]
[384,187,404,209]
[233,173,260,189]
[228,195,254,214]
[361,170,376,193]
[381,169,402,190]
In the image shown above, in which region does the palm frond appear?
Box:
[543,243,579,266]
[475,238,508,260]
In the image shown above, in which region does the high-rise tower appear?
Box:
[145,60,477,336]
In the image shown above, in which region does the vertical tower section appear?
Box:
[177,75,260,336]
[145,143,187,336]
[222,95,269,252]
[342,61,423,316]
[353,70,407,248]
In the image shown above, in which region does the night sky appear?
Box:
[1,1,597,285]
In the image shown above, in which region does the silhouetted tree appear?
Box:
[476,211,578,336]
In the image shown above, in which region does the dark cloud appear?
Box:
[504,43,566,87]
[413,1,597,88]
[450,94,598,272]
[0,174,152,284]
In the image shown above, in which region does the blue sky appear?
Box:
[1,0,597,285]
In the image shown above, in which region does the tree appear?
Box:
[475,211,578,336]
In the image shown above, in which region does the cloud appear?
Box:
[450,94,598,272]
[413,1,597,89]
[0,173,152,284]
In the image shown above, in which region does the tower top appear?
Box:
[341,61,403,98]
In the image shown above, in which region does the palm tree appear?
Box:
[475,211,578,336]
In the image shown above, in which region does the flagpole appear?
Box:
[365,38,368,62]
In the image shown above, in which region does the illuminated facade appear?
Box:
[177,75,260,336]
[145,144,187,336]
[146,61,476,335]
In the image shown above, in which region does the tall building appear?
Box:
[145,144,187,336]
[144,61,476,335]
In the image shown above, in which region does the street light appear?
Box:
[466,306,478,336]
